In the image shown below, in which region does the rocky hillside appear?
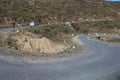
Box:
[0,0,120,27]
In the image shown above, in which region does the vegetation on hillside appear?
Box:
[72,20,120,33]
[25,24,75,41]
[107,38,120,42]
[0,0,120,26]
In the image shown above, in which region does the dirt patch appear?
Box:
[19,38,67,54]
[7,31,69,54]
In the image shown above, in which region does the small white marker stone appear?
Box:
[72,46,75,49]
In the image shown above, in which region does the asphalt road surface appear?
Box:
[0,26,28,32]
[0,27,15,32]
[0,35,120,80]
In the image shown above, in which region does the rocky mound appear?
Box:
[7,31,68,54]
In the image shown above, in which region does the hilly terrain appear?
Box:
[0,0,120,27]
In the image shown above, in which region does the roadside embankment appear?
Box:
[0,24,84,56]
[91,33,120,43]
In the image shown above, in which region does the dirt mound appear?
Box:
[12,32,68,54]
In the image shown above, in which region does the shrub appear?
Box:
[72,20,120,33]
[25,24,75,41]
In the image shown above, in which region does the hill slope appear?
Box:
[0,0,120,27]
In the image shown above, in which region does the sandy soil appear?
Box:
[11,32,69,54]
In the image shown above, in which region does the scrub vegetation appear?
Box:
[25,24,75,42]
[72,20,120,33]
[0,0,120,26]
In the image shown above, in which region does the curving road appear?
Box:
[0,35,120,80]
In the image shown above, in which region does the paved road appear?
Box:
[0,26,28,32]
[0,35,120,80]
[0,27,15,32]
